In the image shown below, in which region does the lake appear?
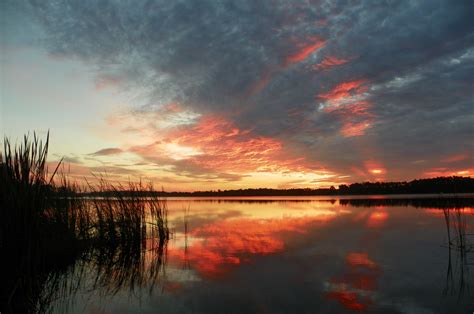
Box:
[43,196,474,313]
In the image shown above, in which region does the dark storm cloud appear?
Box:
[9,0,474,180]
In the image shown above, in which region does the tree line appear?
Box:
[83,176,474,197]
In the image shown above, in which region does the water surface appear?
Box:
[46,196,474,313]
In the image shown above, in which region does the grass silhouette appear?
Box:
[1,132,169,313]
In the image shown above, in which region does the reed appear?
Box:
[85,178,170,247]
[1,132,56,252]
[1,132,170,248]
[1,133,170,313]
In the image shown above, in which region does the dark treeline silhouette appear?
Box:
[83,176,474,197]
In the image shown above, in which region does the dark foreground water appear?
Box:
[44,196,473,313]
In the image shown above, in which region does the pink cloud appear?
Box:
[152,114,324,174]
[441,153,468,163]
[284,37,326,67]
[319,80,368,104]
[423,167,474,177]
[318,80,375,138]
[314,55,350,70]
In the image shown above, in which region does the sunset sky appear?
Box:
[1,0,473,190]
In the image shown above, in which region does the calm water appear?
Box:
[46,196,474,313]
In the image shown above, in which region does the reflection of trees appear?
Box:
[339,198,474,209]
[442,207,473,298]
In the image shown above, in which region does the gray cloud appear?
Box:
[6,0,474,181]
[90,147,124,156]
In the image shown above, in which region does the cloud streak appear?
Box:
[90,148,123,156]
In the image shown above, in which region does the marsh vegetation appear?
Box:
[1,133,170,313]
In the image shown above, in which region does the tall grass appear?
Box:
[86,178,170,248]
[1,133,170,313]
[1,133,56,252]
[1,132,169,246]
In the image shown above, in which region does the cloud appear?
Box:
[52,153,82,164]
[7,0,474,182]
[283,37,326,67]
[314,55,350,70]
[90,148,123,156]
[126,114,333,183]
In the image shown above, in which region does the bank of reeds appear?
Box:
[1,133,54,252]
[1,132,169,248]
[1,133,170,313]
[85,178,170,247]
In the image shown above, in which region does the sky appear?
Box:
[1,0,473,191]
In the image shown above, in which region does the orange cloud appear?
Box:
[441,153,468,163]
[340,123,369,137]
[423,167,474,177]
[314,56,349,70]
[162,115,321,174]
[318,80,374,138]
[285,38,326,66]
[319,80,367,104]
